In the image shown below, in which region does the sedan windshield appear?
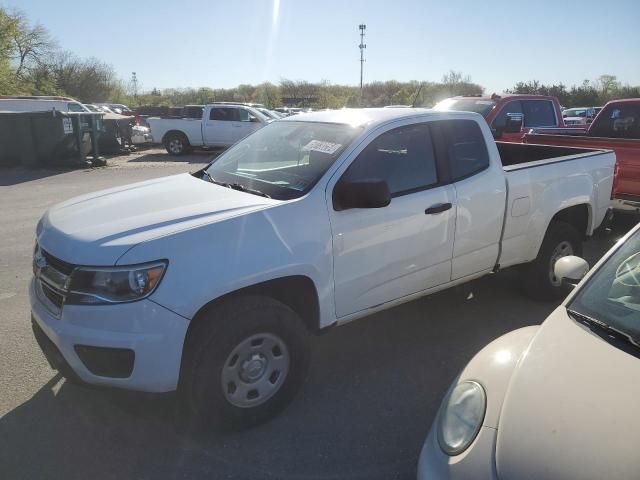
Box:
[433,98,496,117]
[205,121,362,200]
[569,228,640,343]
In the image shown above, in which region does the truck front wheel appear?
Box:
[522,221,582,300]
[164,133,191,156]
[180,295,310,430]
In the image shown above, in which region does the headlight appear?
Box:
[437,380,486,455]
[67,261,167,305]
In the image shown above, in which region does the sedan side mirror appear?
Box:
[554,256,589,289]
[333,179,391,211]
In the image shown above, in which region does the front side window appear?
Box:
[589,104,640,139]
[341,124,438,196]
[239,109,258,122]
[67,102,86,112]
[206,121,361,200]
[210,107,240,121]
[522,100,556,127]
[438,119,490,181]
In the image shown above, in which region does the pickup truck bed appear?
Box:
[497,142,597,167]
[494,141,614,269]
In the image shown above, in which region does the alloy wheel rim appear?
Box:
[221,333,290,408]
[169,139,183,154]
[549,240,574,287]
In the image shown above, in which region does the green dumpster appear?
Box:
[0,110,103,167]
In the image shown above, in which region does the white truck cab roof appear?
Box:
[0,96,88,113]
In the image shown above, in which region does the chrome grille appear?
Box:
[41,282,64,309]
[34,246,75,316]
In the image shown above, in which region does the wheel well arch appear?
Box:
[188,275,321,335]
[549,203,590,238]
[162,130,190,145]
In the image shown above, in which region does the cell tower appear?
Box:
[359,24,366,91]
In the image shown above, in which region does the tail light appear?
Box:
[611,162,619,200]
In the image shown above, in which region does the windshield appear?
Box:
[433,98,496,117]
[205,121,362,200]
[563,108,588,117]
[569,228,640,342]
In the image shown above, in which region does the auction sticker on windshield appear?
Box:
[303,140,342,155]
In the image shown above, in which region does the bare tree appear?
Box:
[8,10,55,77]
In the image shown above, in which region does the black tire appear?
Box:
[522,221,583,301]
[164,132,190,156]
[180,295,310,431]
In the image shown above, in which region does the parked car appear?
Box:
[30,108,614,430]
[434,94,565,141]
[146,103,269,154]
[418,220,640,480]
[525,99,640,214]
[0,95,89,113]
[256,107,283,120]
[562,106,597,126]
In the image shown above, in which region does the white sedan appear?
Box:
[418,222,640,479]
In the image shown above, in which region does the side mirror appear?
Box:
[333,179,391,211]
[554,256,589,289]
[250,116,261,123]
[504,113,524,133]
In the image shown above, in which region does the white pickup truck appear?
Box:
[146,103,269,155]
[30,108,614,429]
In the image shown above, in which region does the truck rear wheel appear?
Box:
[522,221,582,300]
[164,133,191,156]
[180,295,310,430]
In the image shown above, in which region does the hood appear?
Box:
[496,306,640,480]
[38,173,276,265]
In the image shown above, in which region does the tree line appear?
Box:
[1,7,638,110]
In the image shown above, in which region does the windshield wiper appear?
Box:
[567,308,640,354]
[201,171,270,198]
[224,183,271,198]
[201,170,215,183]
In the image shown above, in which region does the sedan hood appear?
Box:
[38,173,276,265]
[496,306,640,480]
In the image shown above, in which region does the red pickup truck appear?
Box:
[434,94,565,142]
[525,99,640,213]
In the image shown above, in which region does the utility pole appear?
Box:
[358,24,366,103]
[131,72,138,101]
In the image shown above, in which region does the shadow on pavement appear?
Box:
[0,218,634,480]
[0,167,82,186]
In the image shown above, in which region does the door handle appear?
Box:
[425,203,452,215]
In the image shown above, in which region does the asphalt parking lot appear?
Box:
[0,150,635,480]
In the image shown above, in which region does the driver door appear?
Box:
[328,122,456,318]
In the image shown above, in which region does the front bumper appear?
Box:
[417,423,498,479]
[29,278,189,392]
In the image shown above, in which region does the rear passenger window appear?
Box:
[210,108,239,121]
[522,100,556,127]
[343,124,438,196]
[439,120,490,181]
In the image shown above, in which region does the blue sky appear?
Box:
[7,0,640,94]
